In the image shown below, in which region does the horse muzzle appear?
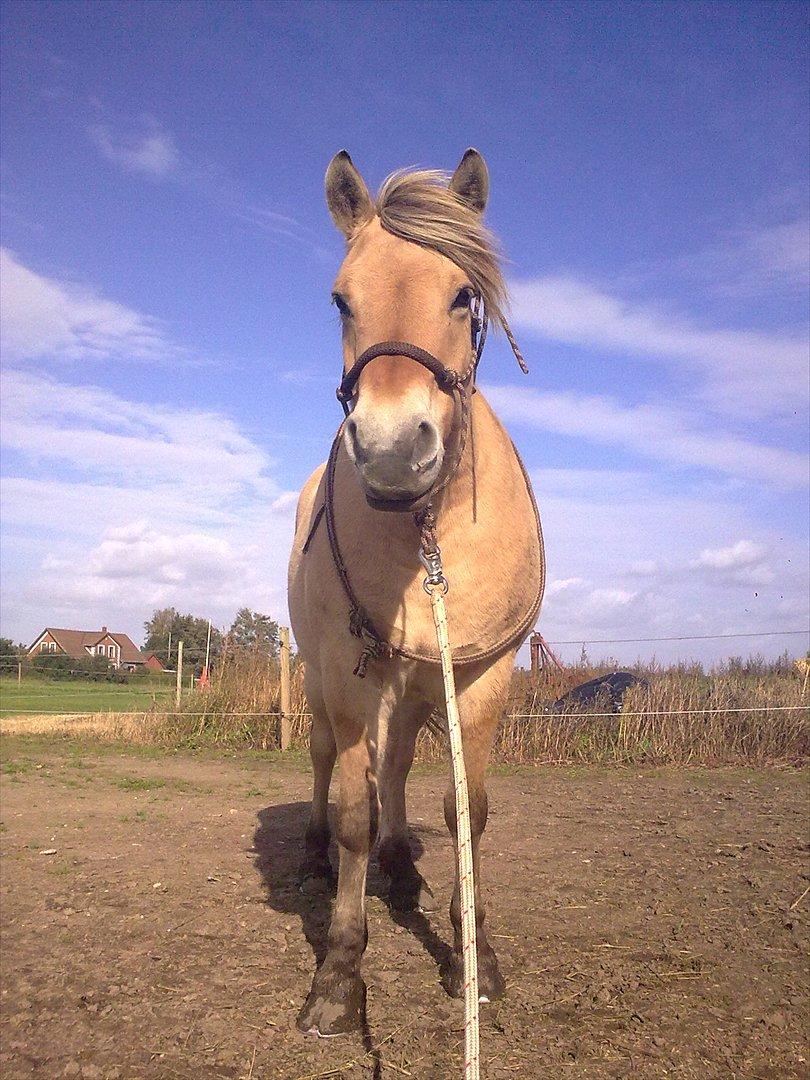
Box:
[344,414,445,510]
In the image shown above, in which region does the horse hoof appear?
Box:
[417,879,438,912]
[478,948,506,1001]
[442,953,465,999]
[442,949,505,1001]
[298,857,334,894]
[296,975,365,1036]
[300,872,332,896]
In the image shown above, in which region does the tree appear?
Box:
[228,608,279,658]
[143,608,223,668]
[143,608,179,665]
[0,637,22,675]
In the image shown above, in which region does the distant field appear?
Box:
[0,675,174,717]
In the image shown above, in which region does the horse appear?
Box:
[288,148,545,1037]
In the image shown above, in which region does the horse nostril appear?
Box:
[412,420,440,473]
[345,417,368,465]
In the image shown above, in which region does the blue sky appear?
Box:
[1,0,808,664]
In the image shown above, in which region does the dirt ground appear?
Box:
[1,737,807,1079]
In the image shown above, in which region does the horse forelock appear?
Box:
[370,169,508,329]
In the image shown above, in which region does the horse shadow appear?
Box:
[251,801,453,1065]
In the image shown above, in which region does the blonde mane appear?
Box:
[374,169,508,329]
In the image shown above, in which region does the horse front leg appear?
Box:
[299,705,337,890]
[298,727,376,1036]
[377,703,437,913]
[442,653,514,1003]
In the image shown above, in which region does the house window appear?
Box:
[108,645,115,657]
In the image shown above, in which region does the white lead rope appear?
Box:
[428,586,480,1080]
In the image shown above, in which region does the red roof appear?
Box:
[29,627,149,665]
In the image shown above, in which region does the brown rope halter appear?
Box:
[304,299,544,677]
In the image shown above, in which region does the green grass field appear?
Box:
[0,675,174,717]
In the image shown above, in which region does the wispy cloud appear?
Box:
[509,276,809,418]
[485,384,807,490]
[0,248,184,364]
[0,369,268,488]
[84,112,328,254]
[669,219,810,298]
[88,118,179,178]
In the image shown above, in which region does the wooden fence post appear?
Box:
[175,640,184,710]
[17,660,22,684]
[279,626,291,750]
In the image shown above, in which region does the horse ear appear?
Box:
[449,148,490,214]
[325,151,374,238]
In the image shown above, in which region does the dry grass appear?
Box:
[415,662,808,766]
[3,650,807,766]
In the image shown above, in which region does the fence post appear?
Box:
[17,660,22,684]
[279,626,291,750]
[175,640,184,710]
[530,633,540,680]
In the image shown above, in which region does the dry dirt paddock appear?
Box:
[0,736,807,1080]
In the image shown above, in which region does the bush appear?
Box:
[31,654,115,681]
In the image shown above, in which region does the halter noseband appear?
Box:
[335,304,486,417]
[332,304,487,514]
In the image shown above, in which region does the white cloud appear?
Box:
[694,540,768,571]
[86,524,232,583]
[88,120,178,178]
[0,371,298,644]
[528,466,808,664]
[0,248,183,364]
[485,384,807,490]
[628,560,659,577]
[743,219,810,290]
[545,576,587,597]
[588,587,638,609]
[509,276,809,418]
[0,369,267,488]
[691,539,775,588]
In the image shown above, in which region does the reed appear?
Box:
[414,661,808,766]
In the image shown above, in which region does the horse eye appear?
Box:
[332,293,352,318]
[452,287,474,310]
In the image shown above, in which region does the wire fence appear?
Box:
[1,625,808,661]
[0,705,806,719]
[543,630,809,644]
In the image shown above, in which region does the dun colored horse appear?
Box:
[288,149,545,1036]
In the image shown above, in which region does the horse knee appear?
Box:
[444,784,488,838]
[336,769,378,853]
[310,715,336,766]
